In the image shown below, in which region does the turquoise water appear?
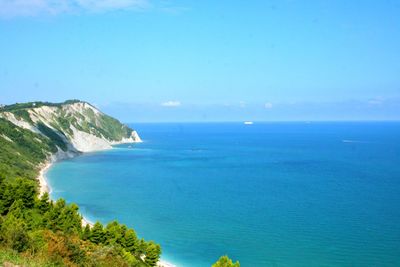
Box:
[47,122,400,266]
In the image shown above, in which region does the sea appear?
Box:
[46,122,400,266]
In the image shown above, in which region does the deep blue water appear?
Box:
[47,122,400,266]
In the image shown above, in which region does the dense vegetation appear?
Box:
[0,177,160,266]
[0,118,56,181]
[0,100,81,112]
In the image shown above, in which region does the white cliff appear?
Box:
[0,100,142,154]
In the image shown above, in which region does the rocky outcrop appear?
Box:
[0,100,142,154]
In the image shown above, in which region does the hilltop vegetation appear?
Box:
[0,100,81,112]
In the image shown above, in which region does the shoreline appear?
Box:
[37,160,93,227]
[36,150,176,267]
[38,161,52,196]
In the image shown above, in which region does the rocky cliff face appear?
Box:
[0,100,141,156]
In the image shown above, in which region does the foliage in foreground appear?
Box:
[212,255,240,267]
[0,176,160,266]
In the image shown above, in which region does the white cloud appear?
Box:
[367,97,384,105]
[264,102,273,109]
[161,100,181,107]
[0,0,148,18]
[77,0,148,12]
[239,101,246,108]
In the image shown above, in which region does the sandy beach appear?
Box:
[37,161,52,196]
[37,158,176,267]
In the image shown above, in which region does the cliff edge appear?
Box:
[0,100,141,183]
[0,100,141,156]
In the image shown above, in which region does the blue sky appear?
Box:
[0,0,399,122]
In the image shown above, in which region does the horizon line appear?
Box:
[125,119,400,124]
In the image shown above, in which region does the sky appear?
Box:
[0,0,399,122]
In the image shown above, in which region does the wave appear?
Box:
[342,140,369,143]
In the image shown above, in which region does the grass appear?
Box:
[0,118,55,181]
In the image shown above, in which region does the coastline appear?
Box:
[37,160,93,227]
[38,161,52,196]
[36,149,176,267]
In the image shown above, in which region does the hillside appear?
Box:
[0,100,141,152]
[0,100,141,182]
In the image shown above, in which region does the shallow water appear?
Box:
[47,122,400,266]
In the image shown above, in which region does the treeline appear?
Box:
[0,176,160,266]
[0,100,81,112]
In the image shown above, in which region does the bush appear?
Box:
[44,230,86,266]
[212,255,240,267]
[0,214,31,252]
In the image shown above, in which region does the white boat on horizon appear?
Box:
[244,121,254,125]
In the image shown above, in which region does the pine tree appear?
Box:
[61,203,82,234]
[90,222,105,244]
[212,255,240,267]
[43,198,66,231]
[14,178,37,209]
[0,213,30,252]
[0,174,5,214]
[144,241,161,267]
[36,192,51,214]
[123,229,138,254]
[0,179,15,215]
[104,221,122,245]
[82,224,91,240]
[8,199,25,219]
[136,238,147,256]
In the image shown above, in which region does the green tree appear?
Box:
[43,198,64,230]
[13,178,37,209]
[0,178,37,214]
[90,222,105,244]
[144,241,161,267]
[82,224,91,240]
[43,199,82,234]
[104,221,123,245]
[7,199,25,219]
[36,192,51,214]
[0,214,30,252]
[123,229,138,255]
[0,174,5,213]
[60,203,82,234]
[212,255,240,267]
[136,238,147,256]
[0,181,14,215]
